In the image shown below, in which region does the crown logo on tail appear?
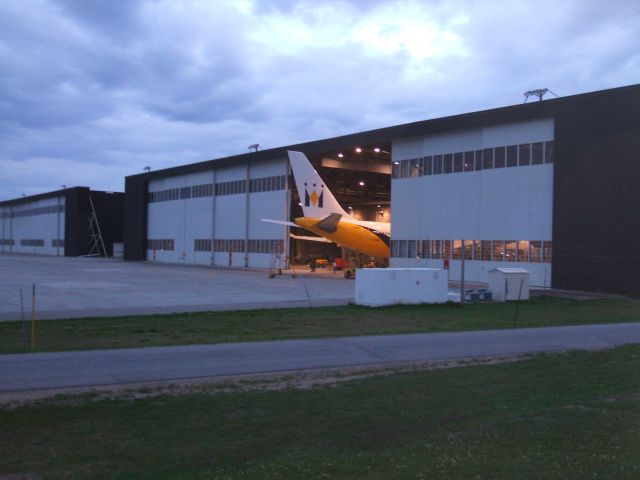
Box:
[304,184,324,207]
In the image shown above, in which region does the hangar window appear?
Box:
[410,159,420,177]
[51,239,64,247]
[392,162,401,179]
[213,239,246,252]
[408,240,418,257]
[543,241,553,263]
[464,152,474,172]
[400,160,410,178]
[147,239,174,251]
[423,156,433,176]
[247,239,283,253]
[399,240,408,257]
[431,240,441,259]
[454,152,464,172]
[494,147,506,168]
[545,141,554,163]
[442,240,451,259]
[517,240,529,262]
[21,239,44,247]
[180,187,192,199]
[8,204,65,217]
[506,145,518,167]
[532,142,544,165]
[519,144,531,166]
[194,239,212,252]
[0,239,15,246]
[483,148,494,169]
[505,240,517,261]
[391,240,399,257]
[216,180,246,196]
[433,155,443,175]
[420,240,430,258]
[474,150,483,171]
[443,154,453,174]
[480,240,492,261]
[468,240,479,260]
[192,183,213,198]
[529,241,542,262]
[452,240,462,259]
[493,240,505,261]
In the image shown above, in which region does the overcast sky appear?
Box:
[1,0,638,201]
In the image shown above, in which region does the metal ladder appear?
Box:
[85,196,107,257]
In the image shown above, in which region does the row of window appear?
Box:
[1,239,64,247]
[17,239,46,247]
[391,239,552,263]
[149,238,285,254]
[148,175,287,203]
[196,239,285,253]
[0,204,64,219]
[147,239,175,251]
[392,141,554,179]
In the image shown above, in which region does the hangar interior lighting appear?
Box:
[355,147,362,153]
[359,181,365,186]
[338,153,344,158]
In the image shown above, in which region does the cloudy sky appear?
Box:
[1,0,638,201]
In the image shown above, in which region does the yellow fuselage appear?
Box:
[294,217,390,257]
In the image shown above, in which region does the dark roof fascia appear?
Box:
[0,187,122,208]
[126,83,640,182]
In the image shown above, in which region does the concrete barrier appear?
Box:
[355,268,448,307]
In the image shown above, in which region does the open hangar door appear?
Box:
[287,143,391,270]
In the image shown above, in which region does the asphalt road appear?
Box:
[2,322,640,396]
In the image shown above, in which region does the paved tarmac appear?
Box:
[0,254,355,321]
[2,322,639,396]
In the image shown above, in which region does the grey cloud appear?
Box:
[53,0,146,42]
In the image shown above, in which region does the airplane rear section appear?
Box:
[294,217,390,258]
[286,148,391,267]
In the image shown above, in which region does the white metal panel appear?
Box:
[248,191,288,237]
[249,158,286,178]
[393,164,553,240]
[482,119,554,147]
[355,268,449,306]
[9,197,65,256]
[390,119,554,285]
[215,165,246,182]
[214,195,247,238]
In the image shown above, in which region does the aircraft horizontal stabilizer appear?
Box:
[313,212,342,233]
[289,233,333,243]
[261,218,297,227]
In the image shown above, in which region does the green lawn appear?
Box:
[2,346,639,479]
[1,296,639,354]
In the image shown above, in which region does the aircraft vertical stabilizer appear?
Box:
[288,150,349,218]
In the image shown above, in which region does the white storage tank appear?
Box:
[355,268,448,307]
[488,268,530,302]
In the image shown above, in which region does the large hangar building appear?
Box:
[124,84,640,294]
[0,187,124,257]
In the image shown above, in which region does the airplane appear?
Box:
[262,150,391,257]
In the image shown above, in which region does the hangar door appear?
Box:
[146,157,290,268]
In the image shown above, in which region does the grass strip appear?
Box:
[1,346,639,479]
[0,296,638,354]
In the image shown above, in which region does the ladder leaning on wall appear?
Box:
[85,195,107,257]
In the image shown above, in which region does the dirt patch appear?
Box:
[0,354,532,409]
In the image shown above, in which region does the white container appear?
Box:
[355,268,448,307]
[488,268,530,302]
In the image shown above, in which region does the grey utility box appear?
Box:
[488,268,530,302]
